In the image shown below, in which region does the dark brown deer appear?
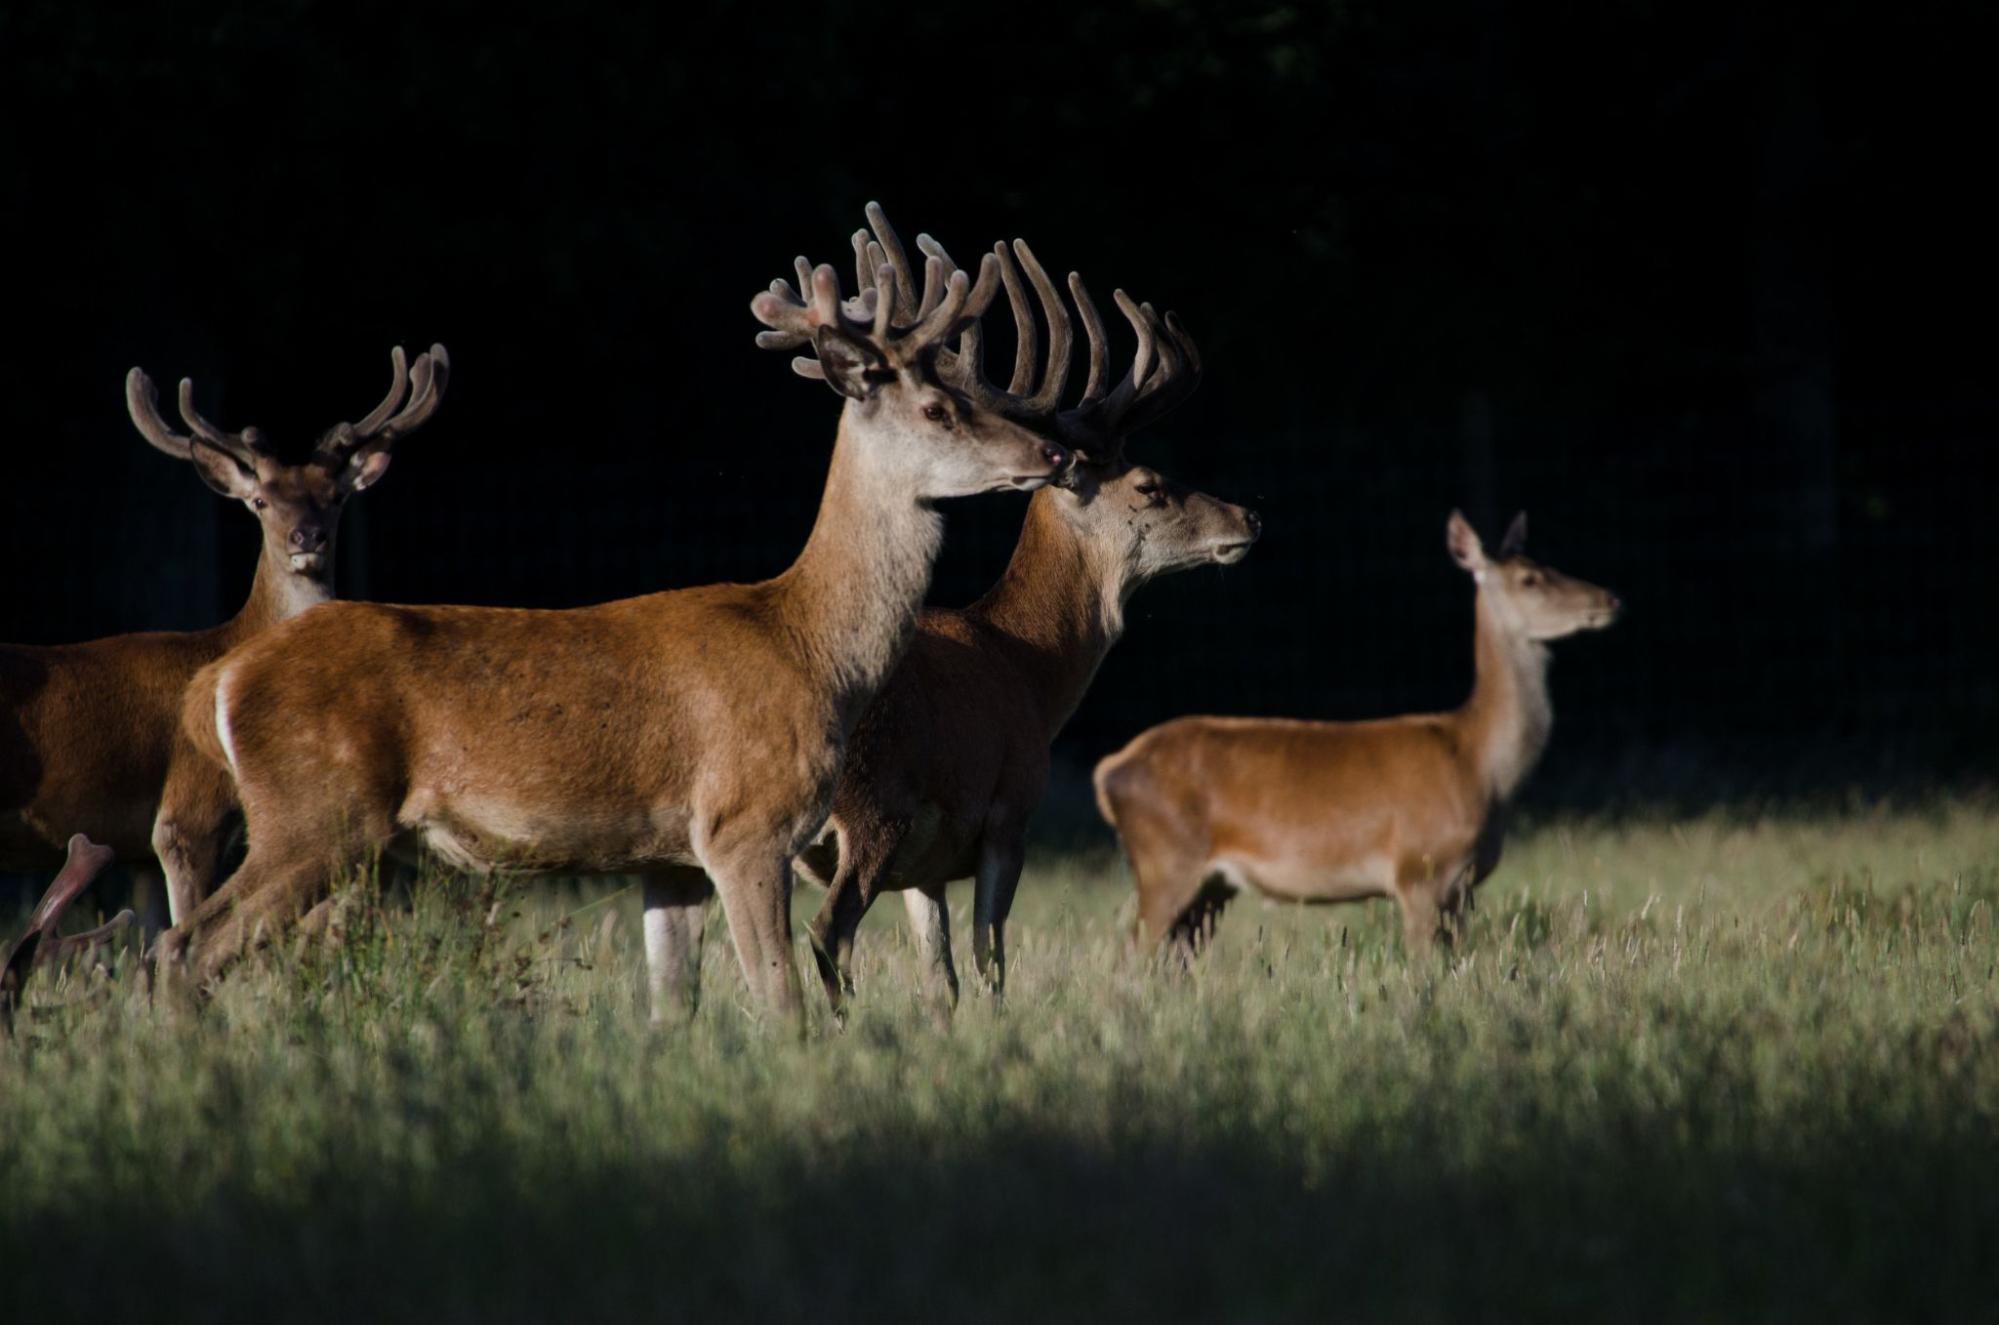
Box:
[1096,511,1619,953]
[157,206,1071,1032]
[0,348,446,926]
[786,224,1259,1014]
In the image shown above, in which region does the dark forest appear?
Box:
[5,0,1994,809]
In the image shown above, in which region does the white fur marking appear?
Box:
[214,671,241,777]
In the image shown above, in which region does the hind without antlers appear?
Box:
[156,205,1070,1032]
[1096,511,1618,955]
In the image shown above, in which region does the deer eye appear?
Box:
[1520,571,1540,586]
[922,403,953,423]
[252,498,268,511]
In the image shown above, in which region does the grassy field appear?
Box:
[3,799,1997,1322]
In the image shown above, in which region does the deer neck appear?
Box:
[768,416,944,736]
[230,545,335,638]
[1458,589,1554,805]
[967,492,1130,741]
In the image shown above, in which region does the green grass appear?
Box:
[4,799,1998,1322]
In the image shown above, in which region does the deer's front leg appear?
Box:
[706,844,807,1037]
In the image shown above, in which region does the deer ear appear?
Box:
[1499,511,1528,559]
[1446,509,1486,574]
[810,325,886,401]
[343,449,393,494]
[187,437,259,500]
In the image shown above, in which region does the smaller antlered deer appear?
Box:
[1,348,446,926]
[1095,511,1619,952]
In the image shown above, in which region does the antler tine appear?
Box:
[1067,273,1110,408]
[849,230,876,297]
[912,254,944,321]
[901,253,1002,358]
[351,345,411,435]
[865,202,922,324]
[1136,312,1204,420]
[175,377,264,460]
[1100,301,1203,438]
[1098,290,1157,429]
[994,242,1038,396]
[1013,238,1072,412]
[125,368,191,458]
[872,264,897,341]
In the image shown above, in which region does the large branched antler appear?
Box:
[316,344,451,463]
[749,202,1003,382]
[923,230,1203,466]
[125,367,271,465]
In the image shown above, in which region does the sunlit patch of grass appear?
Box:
[3,798,1997,1320]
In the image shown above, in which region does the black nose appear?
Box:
[290,527,327,551]
[1245,510,1263,539]
[1042,443,1069,470]
[1606,593,1622,612]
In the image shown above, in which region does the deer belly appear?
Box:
[1227,852,1396,904]
[404,790,693,874]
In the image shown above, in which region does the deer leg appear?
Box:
[707,848,806,1035]
[1434,860,1477,947]
[125,863,171,947]
[971,832,1025,994]
[1395,872,1455,952]
[804,824,884,1016]
[901,884,959,1017]
[153,758,237,928]
[1127,837,1212,953]
[642,867,712,1026]
[1166,875,1234,958]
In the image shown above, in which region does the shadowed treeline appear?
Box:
[4,0,1993,807]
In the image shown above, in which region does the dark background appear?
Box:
[4,0,1994,813]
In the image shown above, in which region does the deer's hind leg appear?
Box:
[1393,857,1476,952]
[901,884,959,1019]
[805,823,889,1016]
[643,866,713,1026]
[158,792,396,991]
[153,750,239,929]
[1165,873,1236,957]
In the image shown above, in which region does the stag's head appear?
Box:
[752,205,1068,499]
[918,227,1260,579]
[126,345,448,583]
[1447,510,1621,641]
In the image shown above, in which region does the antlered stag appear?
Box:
[158,206,1070,1030]
[789,222,1259,1013]
[1096,511,1618,952]
[0,348,446,924]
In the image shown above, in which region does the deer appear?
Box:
[0,348,447,931]
[786,228,1260,1016]
[1094,510,1619,954]
[154,205,1072,1032]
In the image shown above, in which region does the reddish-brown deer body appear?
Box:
[160,207,1070,1030]
[1096,512,1618,951]
[1,347,446,925]
[788,235,1258,1011]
